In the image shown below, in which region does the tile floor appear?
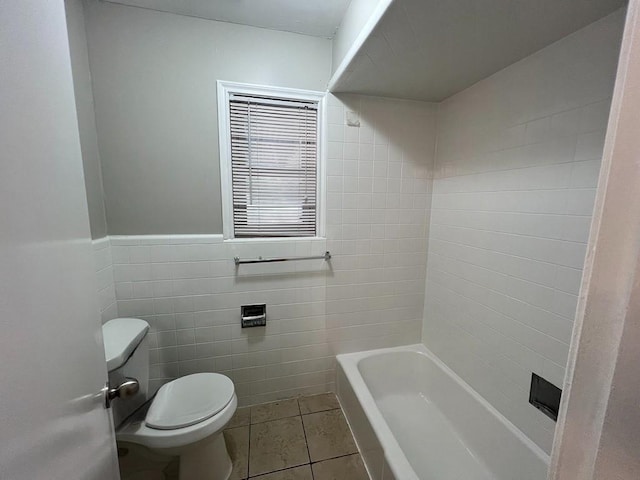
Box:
[118,393,368,480]
[224,393,369,480]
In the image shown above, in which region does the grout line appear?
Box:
[300,406,341,416]
[298,399,315,480]
[248,462,311,479]
[309,451,361,465]
[305,406,360,466]
[236,396,358,479]
[246,412,251,480]
[246,452,363,479]
[249,413,301,425]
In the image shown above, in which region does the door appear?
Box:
[0,1,119,479]
[549,1,640,479]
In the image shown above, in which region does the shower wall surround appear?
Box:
[104,94,436,405]
[422,10,624,453]
[325,94,436,351]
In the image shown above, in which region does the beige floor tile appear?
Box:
[251,398,300,424]
[225,426,249,480]
[227,407,251,429]
[249,417,310,476]
[312,454,369,480]
[249,465,313,480]
[302,409,358,462]
[298,393,340,415]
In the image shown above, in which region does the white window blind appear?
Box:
[229,93,319,237]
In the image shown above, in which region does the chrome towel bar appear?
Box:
[234,251,331,266]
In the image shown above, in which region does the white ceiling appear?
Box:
[332,0,626,101]
[103,0,353,38]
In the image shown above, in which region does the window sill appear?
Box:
[223,236,326,244]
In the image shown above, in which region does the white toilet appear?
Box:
[102,317,237,480]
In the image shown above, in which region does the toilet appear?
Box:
[102,317,237,480]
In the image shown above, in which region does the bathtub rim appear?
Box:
[336,343,550,480]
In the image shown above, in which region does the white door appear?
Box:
[0,1,120,479]
[549,2,640,479]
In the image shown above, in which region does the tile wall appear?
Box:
[110,235,332,403]
[324,94,437,352]
[422,10,624,453]
[92,237,118,323]
[102,93,437,405]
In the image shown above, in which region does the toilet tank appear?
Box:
[102,318,150,428]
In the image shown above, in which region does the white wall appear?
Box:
[65,0,108,239]
[331,0,390,75]
[422,10,624,453]
[103,93,437,405]
[84,0,332,235]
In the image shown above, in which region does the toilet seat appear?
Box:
[147,373,234,430]
[117,373,237,451]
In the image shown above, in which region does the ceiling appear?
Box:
[103,0,353,38]
[332,0,626,101]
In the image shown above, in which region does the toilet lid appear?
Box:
[146,373,234,430]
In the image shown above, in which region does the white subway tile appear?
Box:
[424,18,615,454]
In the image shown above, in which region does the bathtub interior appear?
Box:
[338,346,549,480]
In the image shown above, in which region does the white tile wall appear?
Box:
[100,94,438,407]
[109,235,332,405]
[92,237,118,323]
[423,11,624,453]
[325,93,437,354]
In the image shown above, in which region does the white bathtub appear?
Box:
[336,344,549,480]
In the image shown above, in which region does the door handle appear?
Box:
[103,378,139,408]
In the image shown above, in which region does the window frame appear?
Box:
[217,80,326,241]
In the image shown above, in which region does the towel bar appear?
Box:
[234,251,331,265]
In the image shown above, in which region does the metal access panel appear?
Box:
[241,304,267,328]
[529,372,562,421]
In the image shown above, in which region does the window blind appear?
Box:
[229,93,319,237]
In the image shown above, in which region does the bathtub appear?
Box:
[336,344,549,480]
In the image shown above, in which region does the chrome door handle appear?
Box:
[104,378,139,408]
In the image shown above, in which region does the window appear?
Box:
[218,81,325,239]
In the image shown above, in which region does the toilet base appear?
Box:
[178,433,232,480]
